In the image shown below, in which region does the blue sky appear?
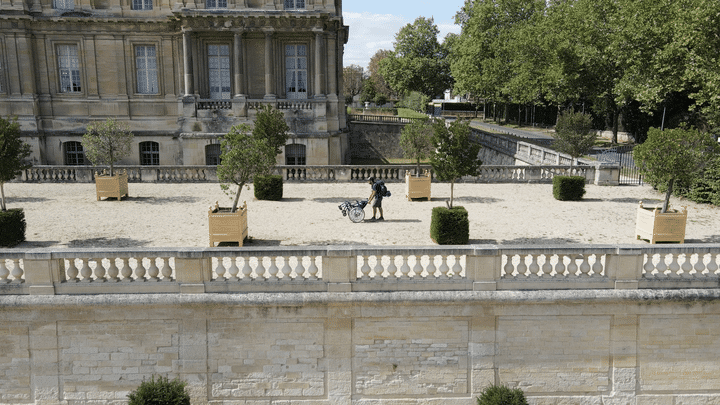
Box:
[342,0,465,69]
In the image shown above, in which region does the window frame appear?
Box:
[139,141,160,166]
[56,44,82,94]
[131,0,152,10]
[207,43,231,100]
[284,43,308,100]
[63,141,85,166]
[135,44,159,95]
[284,0,305,10]
[205,144,222,166]
[205,0,227,9]
[53,0,74,10]
[285,143,306,165]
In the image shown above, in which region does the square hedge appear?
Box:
[254,174,283,201]
[552,176,586,201]
[430,206,469,245]
[0,208,26,247]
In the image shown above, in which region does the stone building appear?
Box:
[0,0,349,166]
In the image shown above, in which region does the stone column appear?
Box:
[264,30,275,99]
[314,31,324,97]
[183,29,193,96]
[233,31,244,97]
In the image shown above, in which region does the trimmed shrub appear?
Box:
[127,375,190,405]
[254,174,283,201]
[430,206,469,245]
[683,159,720,206]
[552,175,586,201]
[0,208,26,247]
[477,384,528,405]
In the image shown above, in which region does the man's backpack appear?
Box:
[376,181,391,197]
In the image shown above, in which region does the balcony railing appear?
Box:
[2,244,719,295]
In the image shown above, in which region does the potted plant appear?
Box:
[252,104,289,201]
[0,116,32,247]
[81,118,133,201]
[400,118,434,200]
[211,122,276,247]
[633,126,720,243]
[429,119,482,244]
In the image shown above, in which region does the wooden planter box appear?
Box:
[95,170,128,201]
[405,171,432,201]
[635,202,687,244]
[209,201,248,247]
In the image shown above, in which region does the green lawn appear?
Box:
[396,108,428,119]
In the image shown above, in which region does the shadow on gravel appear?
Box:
[470,236,582,245]
[67,237,151,248]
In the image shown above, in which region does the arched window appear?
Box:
[285,144,306,165]
[205,144,221,165]
[63,141,85,165]
[139,141,159,165]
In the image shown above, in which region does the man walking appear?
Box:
[367,177,384,221]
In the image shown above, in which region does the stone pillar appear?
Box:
[327,32,337,97]
[468,246,501,291]
[183,29,193,96]
[322,247,354,292]
[314,31,324,97]
[607,247,643,289]
[174,250,208,294]
[22,252,57,295]
[264,30,275,99]
[233,31,244,97]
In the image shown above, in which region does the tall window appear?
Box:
[208,45,230,99]
[64,141,85,165]
[205,144,221,165]
[205,0,226,8]
[132,0,152,10]
[136,45,158,94]
[53,0,74,10]
[57,45,81,93]
[284,0,304,9]
[0,59,3,93]
[139,141,160,165]
[285,144,306,165]
[285,45,307,99]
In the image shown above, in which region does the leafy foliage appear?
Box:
[379,17,453,98]
[430,206,469,245]
[367,49,395,100]
[0,116,32,211]
[0,209,26,247]
[81,118,133,177]
[400,118,434,176]
[553,111,596,161]
[552,176,586,201]
[399,91,430,114]
[253,104,289,156]
[342,64,364,102]
[127,375,190,405]
[429,119,482,208]
[254,174,283,201]
[634,126,719,213]
[476,384,528,405]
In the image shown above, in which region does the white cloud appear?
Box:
[342,11,460,69]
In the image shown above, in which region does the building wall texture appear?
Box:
[2,289,720,404]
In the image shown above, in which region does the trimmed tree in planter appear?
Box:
[400,118,434,200]
[82,118,133,201]
[211,124,275,246]
[633,126,720,243]
[252,104,289,201]
[0,116,32,247]
[553,110,596,164]
[429,119,481,244]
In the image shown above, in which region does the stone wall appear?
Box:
[4,290,720,404]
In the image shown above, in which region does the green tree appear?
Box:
[430,119,482,208]
[477,384,528,405]
[634,126,720,213]
[127,375,190,405]
[253,104,289,156]
[360,79,376,105]
[553,111,596,163]
[0,116,32,212]
[342,64,364,105]
[379,17,452,99]
[81,118,134,177]
[367,49,395,100]
[400,118,434,176]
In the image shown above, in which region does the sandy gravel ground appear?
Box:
[3,181,720,248]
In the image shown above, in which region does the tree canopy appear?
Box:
[430,119,482,208]
[0,116,32,211]
[81,118,133,177]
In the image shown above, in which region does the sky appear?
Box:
[342,0,465,69]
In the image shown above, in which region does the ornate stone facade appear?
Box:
[0,0,349,166]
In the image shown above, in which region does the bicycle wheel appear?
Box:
[349,207,365,223]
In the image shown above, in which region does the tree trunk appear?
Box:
[446,180,455,209]
[416,158,421,177]
[612,108,619,145]
[0,182,6,211]
[231,182,244,213]
[662,178,674,214]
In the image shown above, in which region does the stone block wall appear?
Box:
[3,290,720,404]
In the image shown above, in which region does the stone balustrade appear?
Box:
[17,164,619,185]
[2,244,719,295]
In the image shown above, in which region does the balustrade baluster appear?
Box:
[0,259,9,283]
[79,258,92,282]
[707,253,719,275]
[681,254,694,278]
[656,254,668,277]
[567,255,578,276]
[668,254,681,278]
[93,258,107,282]
[10,259,23,282]
[215,257,228,280]
[503,255,515,277]
[280,257,292,279]
[399,255,410,279]
[291,256,305,279]
[65,259,79,282]
[106,258,119,282]
[517,255,529,277]
[578,254,591,276]
[220,258,235,281]
[643,254,655,275]
[451,255,462,278]
[541,255,553,278]
[386,256,398,278]
[592,255,603,275]
[360,256,371,279]
[241,257,253,281]
[146,258,160,281]
[412,255,423,278]
[372,255,384,278]
[695,253,708,275]
[528,255,540,278]
[118,258,131,281]
[307,256,319,279]
[256,257,268,280]
[425,255,437,278]
[438,256,450,279]
[267,257,279,281]
[162,258,173,280]
[134,257,146,281]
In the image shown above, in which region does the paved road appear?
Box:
[470,121,555,145]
